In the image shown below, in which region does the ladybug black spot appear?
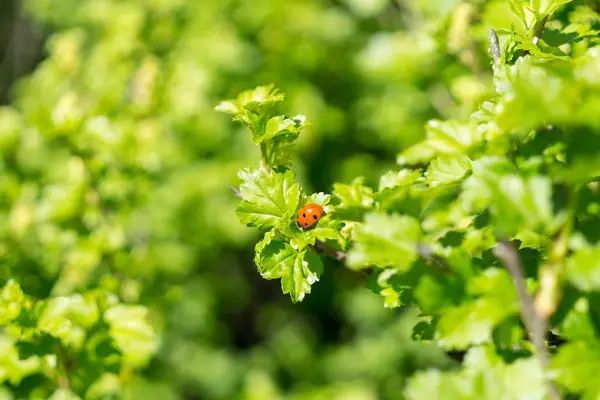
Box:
[302,213,306,218]
[304,223,308,227]
[313,215,318,220]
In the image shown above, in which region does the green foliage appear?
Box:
[1,0,599,398]
[406,345,546,400]
[223,0,600,398]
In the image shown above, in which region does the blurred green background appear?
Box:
[0,0,525,398]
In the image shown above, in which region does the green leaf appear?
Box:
[414,275,460,315]
[287,215,345,251]
[493,55,600,132]
[468,159,557,237]
[330,177,374,221]
[366,269,411,309]
[0,336,40,386]
[215,84,284,117]
[550,339,600,400]
[375,169,422,212]
[406,345,547,400]
[378,169,422,191]
[560,297,597,342]
[0,280,25,326]
[236,168,301,230]
[531,0,573,17]
[398,120,483,165]
[104,305,159,368]
[86,373,122,399]
[37,295,98,349]
[347,212,421,271]
[424,154,472,187]
[566,247,600,292]
[255,240,323,302]
[47,389,82,400]
[436,268,518,350]
[263,115,306,142]
[281,251,324,303]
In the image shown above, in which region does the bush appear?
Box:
[0,0,598,399]
[221,1,600,399]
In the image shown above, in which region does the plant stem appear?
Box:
[55,344,70,390]
[489,29,501,67]
[493,240,561,400]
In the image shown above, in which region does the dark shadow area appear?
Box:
[0,0,44,104]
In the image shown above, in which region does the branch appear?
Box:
[489,29,501,68]
[313,240,346,261]
[493,240,560,400]
[417,243,451,273]
[532,15,548,46]
[55,344,71,390]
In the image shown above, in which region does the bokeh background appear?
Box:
[0,0,530,398]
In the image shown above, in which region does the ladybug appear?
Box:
[297,203,324,229]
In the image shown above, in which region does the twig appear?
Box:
[313,240,346,261]
[532,15,548,46]
[493,240,560,400]
[417,243,451,273]
[55,344,70,390]
[489,29,501,68]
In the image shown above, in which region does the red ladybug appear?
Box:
[297,203,324,229]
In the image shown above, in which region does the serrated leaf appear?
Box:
[436,268,518,350]
[330,177,374,222]
[215,84,284,117]
[0,280,25,326]
[378,169,422,191]
[471,162,556,237]
[406,345,546,400]
[493,56,600,132]
[287,215,345,250]
[281,251,323,303]
[86,373,122,399]
[47,390,82,400]
[347,212,421,271]
[550,339,600,400]
[263,115,306,142]
[236,168,300,230]
[0,336,40,386]
[531,0,573,16]
[414,274,460,315]
[375,169,422,213]
[566,247,600,292]
[37,296,95,349]
[561,297,596,341]
[104,305,158,368]
[255,240,323,302]
[366,269,411,308]
[424,155,471,187]
[398,120,483,165]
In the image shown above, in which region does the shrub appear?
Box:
[221,1,600,399]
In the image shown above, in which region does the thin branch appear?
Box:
[55,344,71,390]
[493,240,560,400]
[417,243,451,273]
[313,240,346,262]
[532,15,548,46]
[489,29,501,68]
